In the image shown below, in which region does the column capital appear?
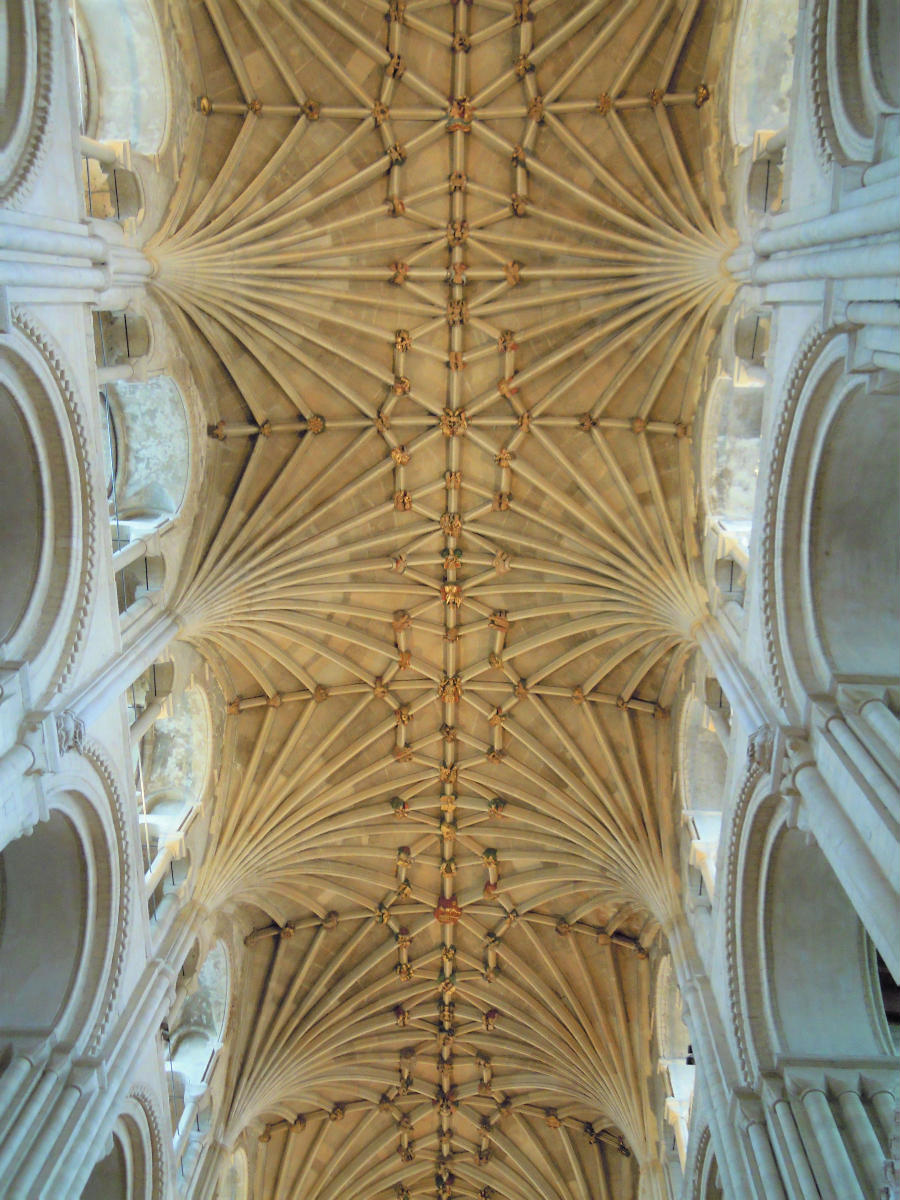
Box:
[782,1066,827,1100]
[163,832,187,859]
[734,1088,767,1129]
[184,1081,210,1105]
[759,1072,788,1106]
[65,1061,101,1096]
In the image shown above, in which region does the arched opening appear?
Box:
[163,943,230,1184]
[679,695,729,899]
[764,826,888,1058]
[733,802,898,1200]
[703,676,731,733]
[0,384,42,644]
[103,377,190,523]
[143,794,186,850]
[701,375,763,553]
[0,339,84,699]
[698,1144,724,1200]
[127,660,174,732]
[728,0,798,147]
[832,0,874,140]
[810,384,900,681]
[868,0,900,107]
[80,1135,127,1200]
[99,391,120,505]
[876,951,900,1052]
[655,957,696,1174]
[817,0,898,161]
[129,660,175,835]
[777,336,900,711]
[70,0,170,154]
[0,812,86,1036]
[218,1149,249,1200]
[135,685,210,915]
[79,1109,154,1200]
[180,940,201,981]
[0,1,32,154]
[109,167,141,219]
[1,0,50,205]
[177,942,229,1047]
[144,687,212,803]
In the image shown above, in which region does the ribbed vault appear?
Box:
[229,917,649,1198]
[147,1,735,1196]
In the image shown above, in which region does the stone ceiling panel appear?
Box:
[150,1,736,1195]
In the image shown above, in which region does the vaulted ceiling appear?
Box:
[146,1,736,1195]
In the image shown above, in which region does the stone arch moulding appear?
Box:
[757,323,834,720]
[125,1088,167,1200]
[721,763,768,1085]
[770,328,899,715]
[0,0,54,206]
[78,741,133,1058]
[0,769,121,1056]
[0,309,98,705]
[689,1126,724,1200]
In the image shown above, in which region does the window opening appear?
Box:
[93,312,128,562]
[129,659,164,919]
[99,396,119,506]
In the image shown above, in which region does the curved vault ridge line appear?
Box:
[154,1,732,1197]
